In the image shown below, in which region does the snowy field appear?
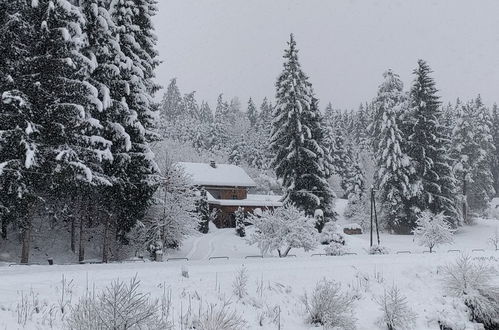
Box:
[1,201,498,329]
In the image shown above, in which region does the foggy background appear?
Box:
[154,0,499,109]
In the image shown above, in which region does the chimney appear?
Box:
[210,160,216,168]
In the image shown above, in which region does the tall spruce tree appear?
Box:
[110,0,160,235]
[0,0,40,243]
[160,78,183,126]
[247,97,258,127]
[198,101,213,123]
[468,96,495,213]
[491,103,499,195]
[451,97,495,218]
[271,34,334,220]
[407,60,458,227]
[257,97,272,133]
[372,70,414,232]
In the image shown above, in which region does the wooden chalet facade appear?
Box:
[178,161,283,228]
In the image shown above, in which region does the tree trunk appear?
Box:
[102,215,110,263]
[70,216,75,253]
[78,215,85,263]
[462,174,468,224]
[280,246,292,258]
[20,219,32,264]
[1,218,7,239]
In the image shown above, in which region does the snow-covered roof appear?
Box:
[206,192,283,207]
[177,162,256,187]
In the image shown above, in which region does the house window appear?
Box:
[232,194,238,199]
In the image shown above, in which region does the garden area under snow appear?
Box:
[1,200,498,329]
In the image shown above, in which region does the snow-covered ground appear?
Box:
[1,200,499,329]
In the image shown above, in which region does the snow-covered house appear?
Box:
[178,161,283,227]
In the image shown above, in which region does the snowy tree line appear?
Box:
[160,35,499,236]
[3,10,498,264]
[0,0,161,263]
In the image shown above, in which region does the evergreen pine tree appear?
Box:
[110,0,160,235]
[271,34,334,218]
[491,103,499,195]
[257,97,273,133]
[235,207,246,237]
[247,97,258,127]
[0,0,39,242]
[198,101,213,123]
[372,70,414,232]
[468,96,495,213]
[196,188,210,234]
[183,91,199,120]
[160,78,183,126]
[407,60,458,227]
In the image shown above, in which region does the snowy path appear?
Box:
[185,228,227,260]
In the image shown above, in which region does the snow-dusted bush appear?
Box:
[247,204,318,257]
[142,161,199,254]
[443,255,499,328]
[197,302,246,330]
[235,207,246,237]
[369,245,390,255]
[302,279,356,329]
[232,265,249,299]
[319,221,345,245]
[432,297,477,330]
[67,276,168,329]
[376,285,417,330]
[413,211,454,253]
[314,208,326,232]
[344,194,370,230]
[325,242,347,256]
[488,227,499,250]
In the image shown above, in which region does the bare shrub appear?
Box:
[67,276,171,329]
[443,255,499,329]
[375,285,417,330]
[488,227,499,250]
[302,279,356,329]
[16,289,41,326]
[232,265,248,299]
[197,300,246,330]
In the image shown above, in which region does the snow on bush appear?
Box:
[66,276,169,329]
[302,279,356,329]
[325,242,347,256]
[442,254,499,329]
[139,161,199,255]
[369,245,390,255]
[488,227,499,250]
[431,297,477,330]
[197,301,246,330]
[413,211,454,253]
[247,204,318,257]
[235,207,246,237]
[319,221,346,245]
[232,265,249,299]
[375,285,417,330]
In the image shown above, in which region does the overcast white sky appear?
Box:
[154,0,499,110]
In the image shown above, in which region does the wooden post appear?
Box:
[373,189,380,245]
[370,186,374,247]
[462,173,468,224]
